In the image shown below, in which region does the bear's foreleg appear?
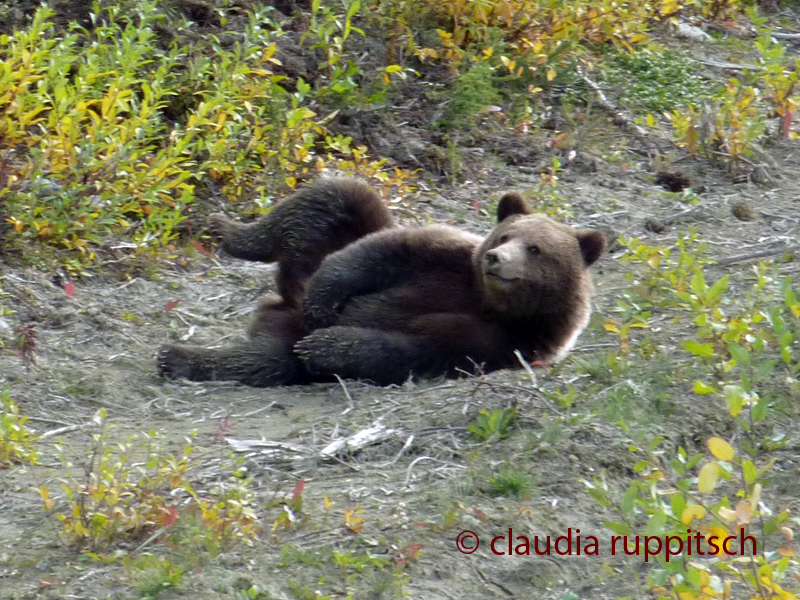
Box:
[295,315,520,385]
[294,326,433,386]
[158,338,308,387]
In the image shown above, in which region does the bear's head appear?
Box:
[474,192,605,318]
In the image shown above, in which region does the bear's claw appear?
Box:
[157,344,194,380]
[294,329,353,375]
[206,212,234,241]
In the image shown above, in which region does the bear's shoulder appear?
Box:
[353,224,483,259]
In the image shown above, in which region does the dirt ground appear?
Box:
[3,6,800,600]
[2,136,800,599]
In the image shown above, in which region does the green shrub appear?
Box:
[601,48,715,114]
[438,61,501,130]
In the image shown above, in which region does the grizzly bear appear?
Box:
[157,178,605,387]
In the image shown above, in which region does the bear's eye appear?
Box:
[527,244,541,256]
[497,234,510,245]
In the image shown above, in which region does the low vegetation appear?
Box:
[2,0,800,598]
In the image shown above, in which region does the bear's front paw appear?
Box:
[206,212,235,242]
[157,344,202,381]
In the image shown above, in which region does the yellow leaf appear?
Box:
[693,380,717,395]
[547,68,557,82]
[710,526,729,542]
[735,500,753,525]
[751,483,762,507]
[718,507,736,522]
[661,0,679,15]
[681,504,707,524]
[708,437,735,461]
[698,461,720,494]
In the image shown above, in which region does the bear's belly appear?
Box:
[336,275,476,331]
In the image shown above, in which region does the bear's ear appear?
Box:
[497,192,530,223]
[576,230,606,267]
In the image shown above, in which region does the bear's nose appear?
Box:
[484,250,500,269]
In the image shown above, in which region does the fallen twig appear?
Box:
[320,419,398,457]
[646,202,707,232]
[335,374,356,413]
[225,438,316,459]
[131,526,169,556]
[514,349,537,387]
[771,31,800,40]
[41,423,91,439]
[238,401,280,418]
[382,434,415,466]
[716,246,796,266]
[578,69,651,139]
[403,456,465,487]
[661,203,706,226]
[692,57,760,71]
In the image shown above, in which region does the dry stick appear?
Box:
[761,211,800,223]
[131,526,169,556]
[771,31,800,40]
[239,401,278,418]
[25,416,76,428]
[692,57,761,71]
[335,374,356,413]
[648,203,707,231]
[578,69,651,139]
[381,434,415,467]
[660,203,706,226]
[403,456,465,487]
[41,423,89,439]
[716,246,796,266]
[514,350,538,387]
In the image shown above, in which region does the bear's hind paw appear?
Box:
[157,344,199,381]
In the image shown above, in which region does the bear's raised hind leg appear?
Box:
[206,212,281,263]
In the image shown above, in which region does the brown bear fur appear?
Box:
[206,178,394,307]
[158,180,605,387]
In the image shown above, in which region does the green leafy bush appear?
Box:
[601,49,714,113]
[0,389,39,466]
[0,2,405,274]
[438,61,501,130]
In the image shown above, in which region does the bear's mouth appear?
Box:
[484,272,518,284]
